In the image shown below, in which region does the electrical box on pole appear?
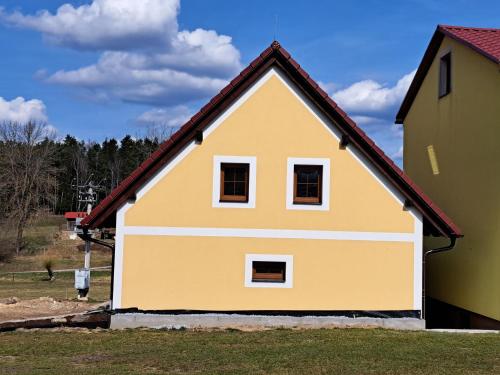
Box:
[72,176,103,300]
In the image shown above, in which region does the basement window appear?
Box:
[439,53,451,98]
[245,254,293,288]
[252,261,286,283]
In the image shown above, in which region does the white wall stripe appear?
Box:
[122,226,415,242]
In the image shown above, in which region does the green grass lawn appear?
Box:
[0,271,111,302]
[0,329,498,374]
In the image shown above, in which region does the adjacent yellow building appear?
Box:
[397,25,500,329]
[83,42,460,329]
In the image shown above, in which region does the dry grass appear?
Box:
[0,215,112,273]
[0,238,112,273]
[0,271,111,302]
[0,215,112,302]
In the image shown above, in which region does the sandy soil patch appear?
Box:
[0,297,104,322]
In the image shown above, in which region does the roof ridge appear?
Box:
[439,24,500,32]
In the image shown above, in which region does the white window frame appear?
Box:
[212,155,257,208]
[286,157,330,211]
[244,254,293,288]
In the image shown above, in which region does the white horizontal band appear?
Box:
[122,226,415,242]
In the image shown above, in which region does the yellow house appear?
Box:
[82,41,460,329]
[396,25,500,329]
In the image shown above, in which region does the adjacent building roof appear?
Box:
[64,212,87,220]
[396,25,500,123]
[81,41,462,238]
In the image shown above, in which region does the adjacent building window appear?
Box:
[294,165,322,204]
[212,156,256,208]
[220,163,249,202]
[252,261,286,283]
[245,254,293,288]
[286,157,330,211]
[439,52,451,98]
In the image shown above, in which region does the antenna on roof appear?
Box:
[274,14,279,41]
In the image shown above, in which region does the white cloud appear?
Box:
[44,51,229,105]
[351,115,385,126]
[392,146,404,160]
[137,105,192,127]
[324,71,415,165]
[332,70,416,115]
[0,96,48,123]
[0,0,179,51]
[2,0,242,106]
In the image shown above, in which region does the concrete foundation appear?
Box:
[110,313,425,331]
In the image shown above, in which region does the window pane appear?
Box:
[306,170,319,182]
[296,183,308,197]
[225,168,235,181]
[296,166,321,184]
[234,168,246,182]
[234,181,246,195]
[297,171,308,183]
[224,181,235,195]
[307,183,318,197]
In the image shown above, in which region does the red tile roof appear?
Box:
[64,212,87,219]
[396,25,499,123]
[440,25,500,63]
[81,41,462,238]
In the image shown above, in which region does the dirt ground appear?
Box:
[0,216,112,323]
[0,297,105,323]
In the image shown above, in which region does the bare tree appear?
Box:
[143,123,176,143]
[0,121,57,254]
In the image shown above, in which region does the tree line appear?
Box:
[0,121,171,258]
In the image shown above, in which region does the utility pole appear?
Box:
[83,185,93,271]
[73,177,102,300]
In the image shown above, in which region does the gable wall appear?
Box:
[114,68,423,312]
[125,69,414,233]
[404,36,500,321]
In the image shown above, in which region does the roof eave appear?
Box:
[395,28,444,124]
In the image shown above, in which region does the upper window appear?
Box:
[220,163,249,202]
[286,158,330,211]
[439,53,451,98]
[293,165,322,204]
[212,156,256,208]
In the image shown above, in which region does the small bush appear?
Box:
[0,236,15,263]
[42,258,56,281]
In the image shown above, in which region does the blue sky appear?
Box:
[0,0,498,164]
